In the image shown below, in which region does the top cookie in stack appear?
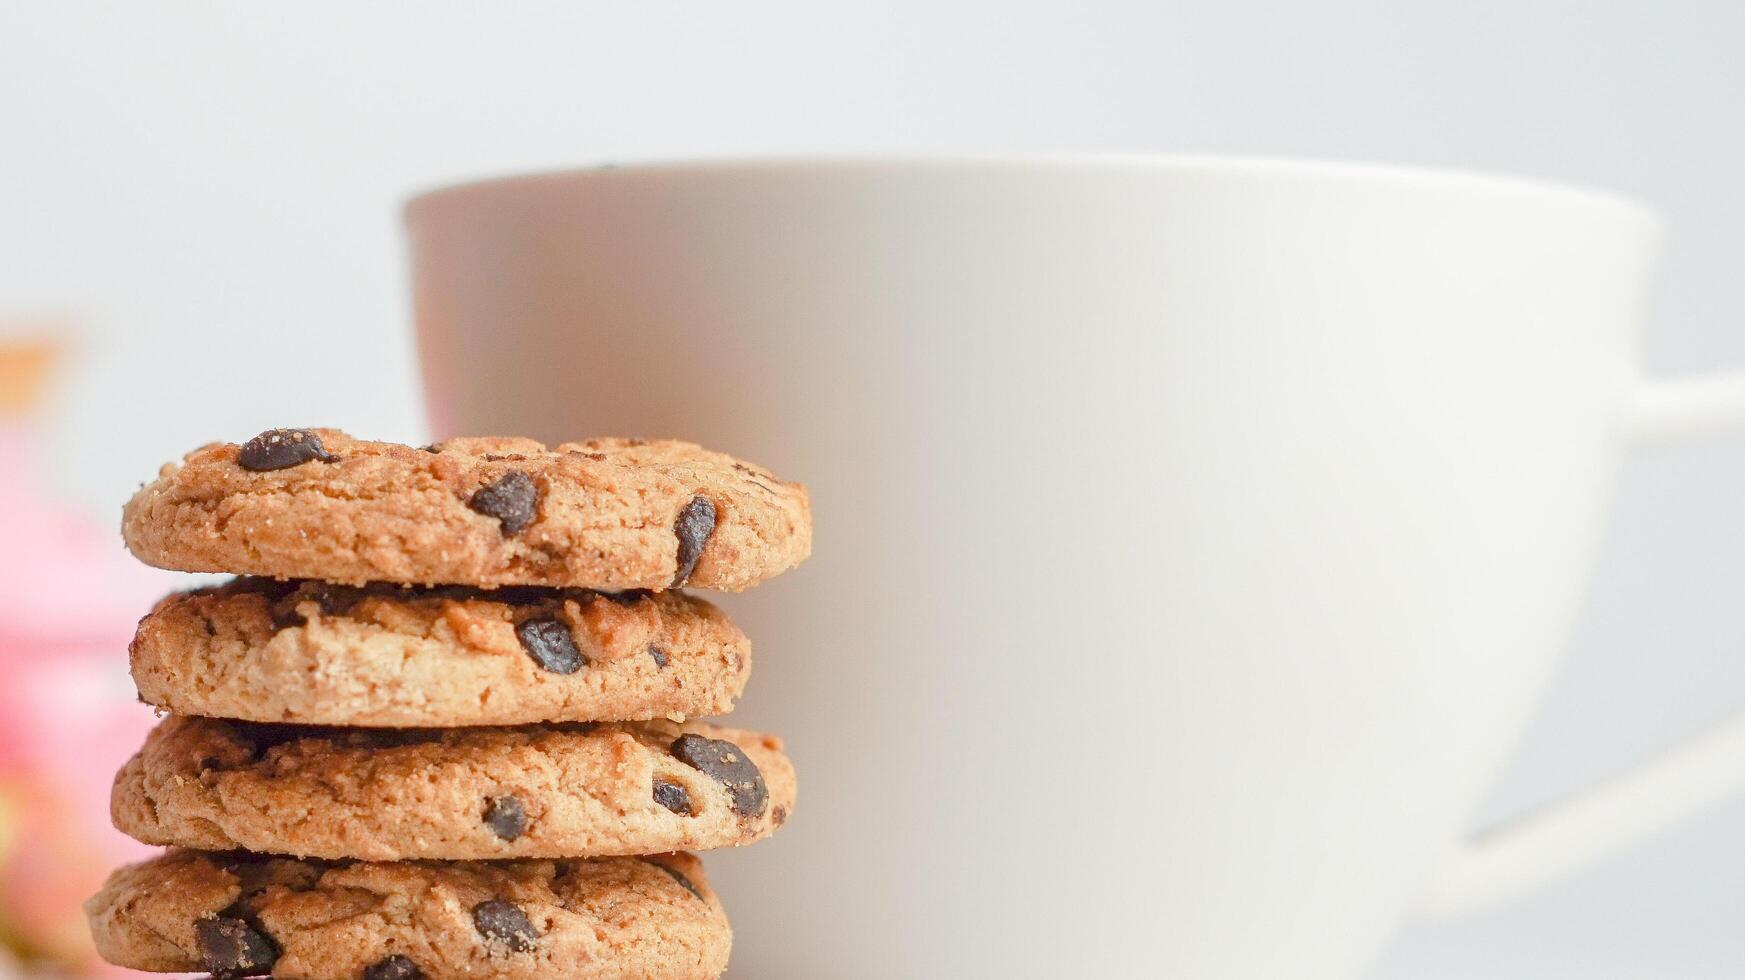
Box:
[122,429,811,590]
[87,429,812,980]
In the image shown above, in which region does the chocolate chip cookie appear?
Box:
[122,430,811,591]
[113,716,795,861]
[131,578,751,726]
[84,848,729,979]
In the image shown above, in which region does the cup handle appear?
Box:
[1419,369,1745,918]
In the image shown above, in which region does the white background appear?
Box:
[5,3,1745,976]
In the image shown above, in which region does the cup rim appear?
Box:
[402,151,1660,228]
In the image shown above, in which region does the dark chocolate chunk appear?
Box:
[514,618,585,674]
[483,795,527,841]
[237,429,337,471]
[468,471,540,534]
[772,805,789,827]
[670,734,767,817]
[652,778,692,815]
[645,859,704,901]
[471,900,538,952]
[195,916,278,977]
[647,645,669,669]
[671,496,716,586]
[364,955,423,980]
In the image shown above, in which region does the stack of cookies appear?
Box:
[83,429,811,980]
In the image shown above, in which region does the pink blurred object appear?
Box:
[0,339,165,975]
[0,425,163,654]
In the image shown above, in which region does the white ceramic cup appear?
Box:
[405,157,1745,979]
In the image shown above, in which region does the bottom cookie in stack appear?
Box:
[85,849,729,979]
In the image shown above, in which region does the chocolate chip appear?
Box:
[645,859,704,901]
[672,496,716,586]
[772,805,789,827]
[670,734,767,817]
[599,589,649,606]
[420,443,443,454]
[471,900,538,952]
[237,429,338,471]
[196,916,278,977]
[652,778,692,815]
[483,795,527,841]
[468,471,540,534]
[364,955,423,980]
[647,645,669,669]
[514,618,585,674]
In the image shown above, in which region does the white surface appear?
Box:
[3,3,1745,976]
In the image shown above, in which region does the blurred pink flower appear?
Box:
[0,422,168,974]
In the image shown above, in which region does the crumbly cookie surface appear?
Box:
[113,716,795,862]
[84,848,728,979]
[121,430,811,591]
[131,578,751,726]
